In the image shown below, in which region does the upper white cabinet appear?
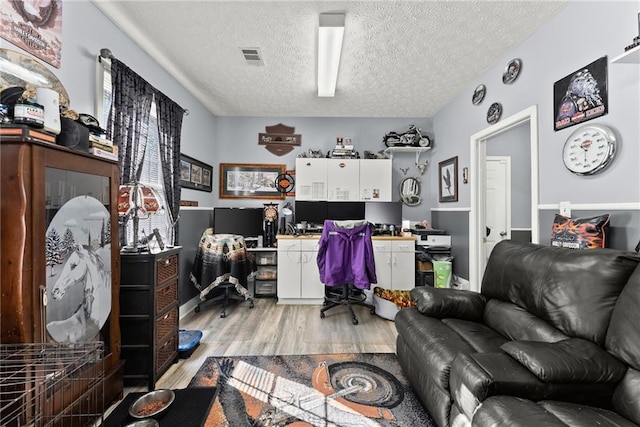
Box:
[360,159,393,201]
[327,159,360,201]
[295,158,392,202]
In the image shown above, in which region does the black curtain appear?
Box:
[107,58,154,185]
[155,94,184,245]
[107,57,185,244]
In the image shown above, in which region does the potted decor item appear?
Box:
[372,286,415,321]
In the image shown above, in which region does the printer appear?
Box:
[412,228,451,250]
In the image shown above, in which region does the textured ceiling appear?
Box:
[93,1,568,118]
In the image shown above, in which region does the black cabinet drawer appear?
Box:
[156,254,178,284]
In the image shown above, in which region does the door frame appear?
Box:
[469,105,539,292]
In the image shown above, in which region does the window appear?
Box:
[97,58,171,247]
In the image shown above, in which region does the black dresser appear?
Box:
[120,247,181,390]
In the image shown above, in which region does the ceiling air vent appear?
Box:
[240,47,264,66]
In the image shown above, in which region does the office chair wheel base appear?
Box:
[352,317,359,325]
[194,305,201,313]
[220,311,226,318]
[320,312,325,319]
[249,300,254,309]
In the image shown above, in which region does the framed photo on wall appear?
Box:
[180,154,213,192]
[219,163,286,199]
[439,156,458,202]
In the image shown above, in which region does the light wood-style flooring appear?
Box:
[157,298,399,390]
[106,297,399,418]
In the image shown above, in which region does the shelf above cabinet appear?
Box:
[384,146,431,164]
[611,45,640,64]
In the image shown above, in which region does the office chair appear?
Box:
[317,219,376,325]
[191,229,255,318]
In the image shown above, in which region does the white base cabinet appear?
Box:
[277,238,325,304]
[372,240,415,291]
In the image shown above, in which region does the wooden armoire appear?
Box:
[0,127,124,417]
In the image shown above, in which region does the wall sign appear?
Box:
[554,56,608,131]
[0,0,63,68]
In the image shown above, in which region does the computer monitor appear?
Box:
[365,201,403,226]
[295,201,328,226]
[213,207,264,237]
[327,202,365,221]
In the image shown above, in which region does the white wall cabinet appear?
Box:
[360,159,393,201]
[327,159,360,201]
[277,238,325,304]
[295,158,392,202]
[372,239,415,291]
[295,158,328,200]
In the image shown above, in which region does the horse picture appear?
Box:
[44,194,112,343]
[47,245,111,342]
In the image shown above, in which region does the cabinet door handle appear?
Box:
[165,259,170,266]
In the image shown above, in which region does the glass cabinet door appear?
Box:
[44,167,112,346]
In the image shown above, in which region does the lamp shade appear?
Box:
[117,183,162,216]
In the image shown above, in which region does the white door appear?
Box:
[372,241,392,289]
[300,239,324,299]
[277,240,301,298]
[391,241,415,290]
[484,156,511,264]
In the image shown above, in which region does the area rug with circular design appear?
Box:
[188,352,436,426]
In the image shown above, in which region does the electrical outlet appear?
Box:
[559,201,571,217]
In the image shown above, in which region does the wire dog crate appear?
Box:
[0,342,105,427]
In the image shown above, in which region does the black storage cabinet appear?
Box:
[120,247,181,390]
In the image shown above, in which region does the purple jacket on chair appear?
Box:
[317,220,377,289]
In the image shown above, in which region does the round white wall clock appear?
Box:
[562,124,617,176]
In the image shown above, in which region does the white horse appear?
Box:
[47,245,111,342]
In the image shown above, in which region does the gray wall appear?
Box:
[429,1,639,279]
[431,210,470,279]
[177,209,214,305]
[4,1,220,207]
[214,117,434,222]
[8,1,637,290]
[431,1,639,210]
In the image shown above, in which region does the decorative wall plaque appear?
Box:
[259,123,301,156]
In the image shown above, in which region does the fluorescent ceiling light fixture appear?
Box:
[318,13,345,97]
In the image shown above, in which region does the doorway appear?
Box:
[469,106,539,292]
[484,156,511,265]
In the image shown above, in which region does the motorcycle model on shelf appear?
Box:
[383,124,431,148]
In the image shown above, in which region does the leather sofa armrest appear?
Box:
[450,351,621,421]
[450,352,547,420]
[410,286,487,321]
[501,338,628,383]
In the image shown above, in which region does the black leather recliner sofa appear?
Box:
[395,240,640,426]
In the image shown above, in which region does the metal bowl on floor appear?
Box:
[128,389,175,419]
[124,419,159,427]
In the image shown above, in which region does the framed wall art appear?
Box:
[219,163,286,200]
[439,156,458,203]
[553,56,608,131]
[180,154,213,192]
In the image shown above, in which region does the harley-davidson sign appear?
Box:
[0,0,63,68]
[553,56,608,131]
